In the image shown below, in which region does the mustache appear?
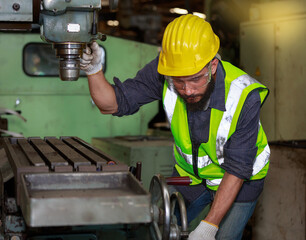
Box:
[176,79,216,112]
[180,94,203,99]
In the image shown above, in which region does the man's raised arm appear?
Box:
[80,41,118,114]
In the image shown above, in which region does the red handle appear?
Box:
[166,176,192,185]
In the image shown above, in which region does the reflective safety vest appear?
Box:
[162,61,270,191]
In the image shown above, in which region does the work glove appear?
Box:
[80,41,102,75]
[188,220,218,240]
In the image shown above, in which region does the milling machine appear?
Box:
[0,136,189,240]
[0,1,189,239]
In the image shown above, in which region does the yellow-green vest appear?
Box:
[162,61,270,191]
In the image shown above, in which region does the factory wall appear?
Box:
[240,1,306,141]
[240,1,306,239]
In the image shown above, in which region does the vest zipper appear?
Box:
[188,120,201,178]
[192,142,201,178]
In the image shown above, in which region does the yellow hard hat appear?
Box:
[158,14,220,76]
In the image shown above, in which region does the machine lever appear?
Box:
[0,129,24,137]
[0,108,27,122]
[135,161,142,182]
[166,176,192,186]
[129,161,142,182]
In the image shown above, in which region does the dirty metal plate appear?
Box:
[0,148,13,183]
[61,137,114,168]
[28,138,68,168]
[3,136,127,175]
[17,139,47,167]
[2,136,129,207]
[20,171,151,227]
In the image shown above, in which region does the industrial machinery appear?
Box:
[0,1,159,141]
[0,1,188,239]
[0,33,159,142]
[0,0,116,81]
[0,137,189,240]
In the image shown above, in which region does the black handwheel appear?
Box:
[170,192,189,239]
[150,174,171,240]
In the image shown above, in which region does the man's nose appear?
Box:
[183,85,195,95]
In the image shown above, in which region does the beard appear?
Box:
[176,79,216,112]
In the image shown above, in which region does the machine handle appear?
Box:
[0,108,26,122]
[129,161,142,182]
[0,129,24,137]
[166,176,192,186]
[135,161,142,182]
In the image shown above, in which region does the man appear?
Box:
[80,14,270,240]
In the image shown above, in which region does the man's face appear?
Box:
[170,59,218,111]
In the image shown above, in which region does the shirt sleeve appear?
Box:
[112,56,164,116]
[221,90,262,180]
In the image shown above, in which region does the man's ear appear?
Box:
[211,58,219,75]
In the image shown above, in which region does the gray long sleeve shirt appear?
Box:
[112,56,266,203]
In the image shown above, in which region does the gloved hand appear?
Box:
[188,220,218,240]
[80,41,102,75]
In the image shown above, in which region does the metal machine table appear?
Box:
[2,136,151,227]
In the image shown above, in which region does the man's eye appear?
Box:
[190,78,200,83]
[174,80,184,84]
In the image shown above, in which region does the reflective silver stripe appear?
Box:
[206,146,269,187]
[206,146,270,188]
[216,75,268,177]
[252,144,270,175]
[163,84,177,124]
[216,75,257,165]
[175,145,212,168]
[206,179,222,186]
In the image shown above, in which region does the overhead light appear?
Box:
[193,12,206,19]
[107,20,119,27]
[169,8,188,15]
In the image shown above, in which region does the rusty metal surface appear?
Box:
[0,148,13,183]
[44,137,91,169]
[20,172,151,227]
[3,136,127,172]
[17,139,47,167]
[70,137,128,172]
[29,138,69,168]
[2,137,50,205]
[62,137,110,168]
[1,136,129,205]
